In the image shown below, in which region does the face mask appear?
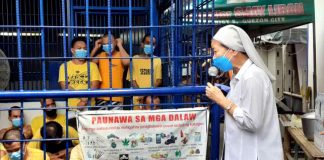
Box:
[143,44,155,55]
[9,149,22,160]
[208,66,219,77]
[46,109,57,118]
[12,118,22,127]
[212,49,233,72]
[74,49,87,58]
[102,44,114,53]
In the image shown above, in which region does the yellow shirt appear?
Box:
[0,147,50,160]
[0,143,5,158]
[30,114,66,134]
[97,51,124,102]
[70,144,84,160]
[58,60,102,107]
[28,125,79,149]
[127,55,162,109]
[0,143,4,151]
[127,55,162,87]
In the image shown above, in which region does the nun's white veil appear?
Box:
[213,25,276,81]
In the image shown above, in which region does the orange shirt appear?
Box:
[97,51,124,102]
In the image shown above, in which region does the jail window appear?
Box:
[0,0,215,158]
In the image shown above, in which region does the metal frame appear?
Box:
[0,0,222,159]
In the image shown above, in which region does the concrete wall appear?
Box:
[315,0,324,93]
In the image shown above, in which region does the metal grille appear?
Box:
[0,0,222,159]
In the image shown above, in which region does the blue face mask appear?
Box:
[143,44,155,55]
[212,50,233,72]
[75,49,87,58]
[9,149,22,160]
[12,118,22,127]
[102,44,114,53]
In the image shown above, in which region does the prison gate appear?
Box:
[0,0,224,159]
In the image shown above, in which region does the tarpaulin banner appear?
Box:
[77,107,210,160]
[185,0,315,25]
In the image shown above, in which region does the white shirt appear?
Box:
[224,59,283,160]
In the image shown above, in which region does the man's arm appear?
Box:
[23,125,33,139]
[154,79,162,87]
[58,64,75,90]
[59,82,75,90]
[116,38,130,66]
[131,80,139,88]
[0,150,7,159]
[0,128,8,140]
[90,80,100,90]
[90,39,102,64]
[154,59,162,87]
[49,147,73,160]
[75,81,100,107]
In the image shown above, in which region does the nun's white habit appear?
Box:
[213,25,283,160]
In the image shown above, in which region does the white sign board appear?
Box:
[77,107,209,160]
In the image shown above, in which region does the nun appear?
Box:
[205,25,283,160]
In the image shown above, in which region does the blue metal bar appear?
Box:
[210,104,221,160]
[39,1,48,158]
[63,1,69,91]
[210,84,230,160]
[108,0,113,104]
[86,0,90,85]
[61,0,70,159]
[174,0,184,106]
[74,11,79,36]
[150,0,158,109]
[211,0,215,36]
[192,0,197,85]
[151,0,159,39]
[0,24,218,29]
[15,0,23,91]
[150,0,154,90]
[86,0,91,110]
[0,102,210,112]
[0,86,206,98]
[14,0,24,158]
[128,0,133,94]
[0,55,212,60]
[170,1,175,87]
[170,0,177,108]
[67,0,73,51]
[72,6,149,11]
[205,33,209,85]
[208,1,221,153]
[76,11,146,15]
[39,1,45,85]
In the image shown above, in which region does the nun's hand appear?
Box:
[205,82,226,105]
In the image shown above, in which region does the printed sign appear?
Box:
[184,0,314,25]
[77,107,209,160]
